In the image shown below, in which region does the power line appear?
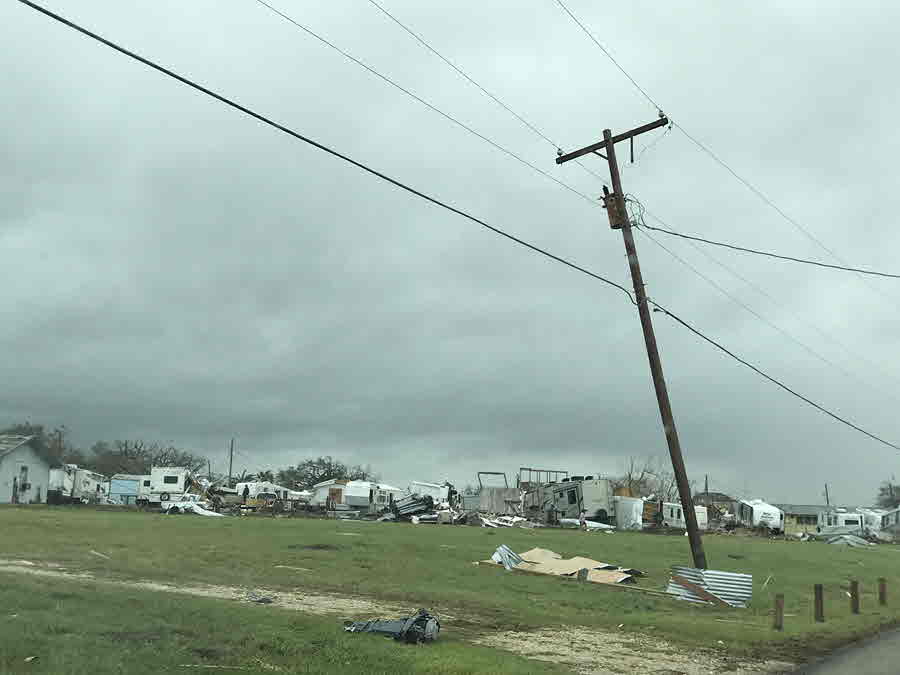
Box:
[251,0,599,206]
[636,204,900,402]
[15,0,634,305]
[635,226,862,379]
[633,213,900,409]
[637,211,900,279]
[553,0,663,113]
[651,300,900,452]
[16,0,900,455]
[365,0,608,185]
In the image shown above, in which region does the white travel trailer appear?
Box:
[550,477,614,523]
[148,466,196,505]
[48,465,108,504]
[660,501,708,530]
[309,480,403,514]
[736,499,784,533]
[818,508,885,536]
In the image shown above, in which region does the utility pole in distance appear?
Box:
[228,438,235,488]
[556,115,708,569]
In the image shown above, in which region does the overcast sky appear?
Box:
[3,1,899,504]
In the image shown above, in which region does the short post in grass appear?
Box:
[773,594,784,631]
[850,580,860,615]
[879,578,887,606]
[576,568,589,583]
[814,584,825,622]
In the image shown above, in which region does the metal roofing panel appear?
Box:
[667,566,753,608]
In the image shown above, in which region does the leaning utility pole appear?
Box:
[556,116,708,569]
[824,483,830,506]
[228,438,235,488]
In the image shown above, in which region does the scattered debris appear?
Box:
[273,565,311,572]
[246,591,275,604]
[481,546,640,585]
[24,656,38,663]
[336,532,361,536]
[165,502,225,517]
[667,566,752,608]
[491,545,524,571]
[827,534,875,548]
[762,575,773,590]
[344,609,440,644]
[178,666,248,671]
[559,518,615,531]
[89,550,110,560]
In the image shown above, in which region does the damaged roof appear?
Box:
[0,435,35,460]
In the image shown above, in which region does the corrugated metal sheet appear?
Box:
[666,566,753,608]
[491,545,524,571]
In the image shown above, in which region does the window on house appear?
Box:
[143,480,150,487]
[163,476,179,484]
[845,519,859,525]
[567,490,577,505]
[677,509,682,519]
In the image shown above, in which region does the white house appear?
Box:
[0,435,51,505]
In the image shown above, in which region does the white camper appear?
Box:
[550,477,613,523]
[48,465,108,504]
[736,499,784,533]
[309,479,402,513]
[659,502,708,530]
[148,466,195,505]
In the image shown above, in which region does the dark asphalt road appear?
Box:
[797,629,900,674]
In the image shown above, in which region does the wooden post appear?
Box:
[850,580,860,614]
[814,584,825,622]
[879,578,887,606]
[773,594,784,631]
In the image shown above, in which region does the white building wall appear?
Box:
[0,443,51,504]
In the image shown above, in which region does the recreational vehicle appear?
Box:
[48,465,108,504]
[148,466,196,505]
[659,501,708,529]
[736,499,784,533]
[550,477,613,523]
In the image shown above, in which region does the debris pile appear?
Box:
[481,546,642,585]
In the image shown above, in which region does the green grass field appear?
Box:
[1,506,899,673]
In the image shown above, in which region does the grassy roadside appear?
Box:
[2,506,900,662]
[0,573,564,675]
